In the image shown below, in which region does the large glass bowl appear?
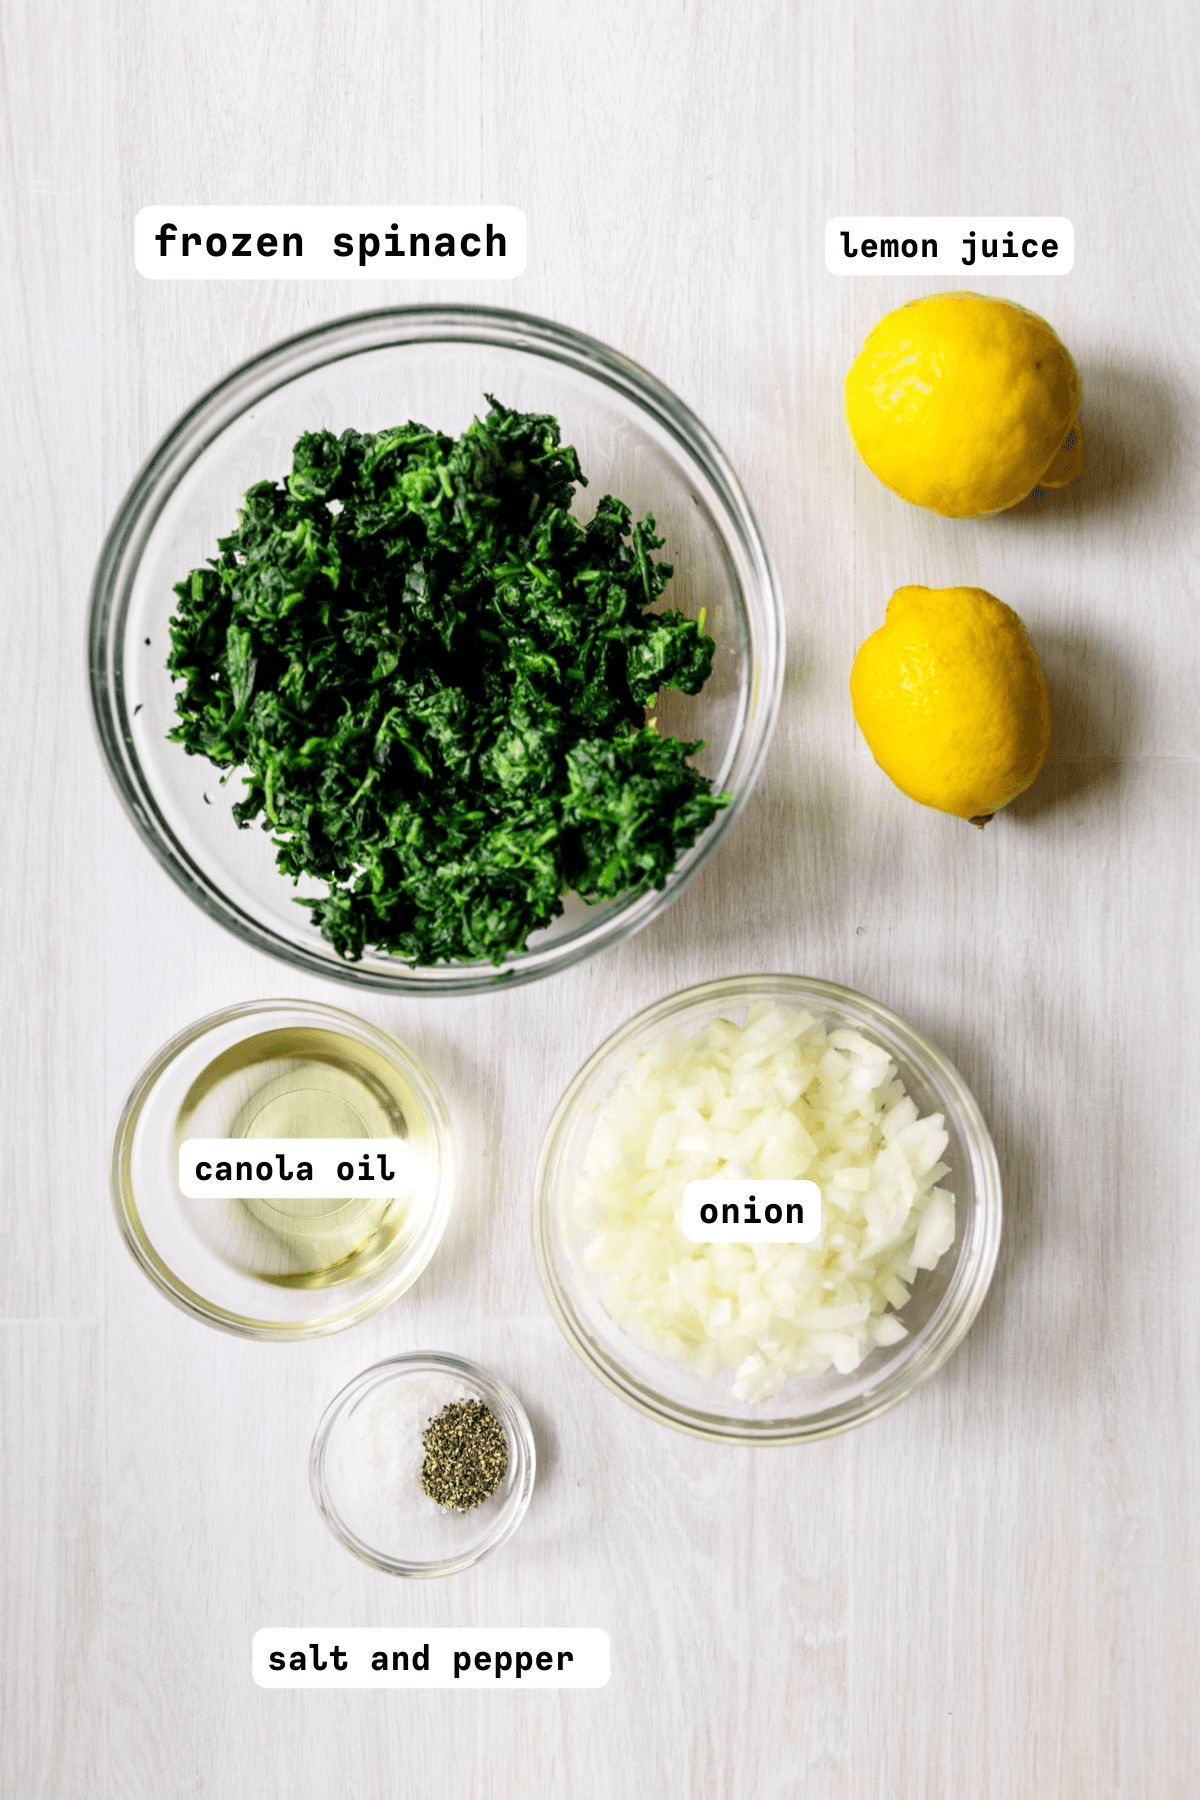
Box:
[534,975,1002,1444]
[89,306,782,992]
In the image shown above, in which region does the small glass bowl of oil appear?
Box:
[111,1000,456,1337]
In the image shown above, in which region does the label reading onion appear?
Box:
[681,1180,821,1242]
[572,1004,956,1402]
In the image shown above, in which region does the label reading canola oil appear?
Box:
[179,1138,412,1200]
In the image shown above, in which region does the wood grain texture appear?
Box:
[0,0,108,1321]
[2,0,1198,1793]
[0,1325,104,1796]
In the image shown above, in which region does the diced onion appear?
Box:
[573,1004,957,1403]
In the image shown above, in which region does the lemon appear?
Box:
[844,293,1083,516]
[850,585,1051,821]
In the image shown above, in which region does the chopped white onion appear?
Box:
[573,1003,957,1403]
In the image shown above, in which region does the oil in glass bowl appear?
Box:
[111,1001,457,1337]
[173,1026,420,1288]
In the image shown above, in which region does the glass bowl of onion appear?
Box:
[533,974,1001,1443]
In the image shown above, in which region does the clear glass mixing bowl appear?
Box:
[534,975,1002,1444]
[89,306,782,992]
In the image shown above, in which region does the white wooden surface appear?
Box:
[3,1,1198,1793]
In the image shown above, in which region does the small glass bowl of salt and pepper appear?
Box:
[309,1353,536,1578]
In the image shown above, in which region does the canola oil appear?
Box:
[173,1027,420,1287]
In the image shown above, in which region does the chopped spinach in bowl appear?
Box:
[166,398,725,965]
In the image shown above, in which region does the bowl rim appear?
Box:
[533,973,1003,1444]
[308,1350,536,1577]
[110,997,458,1339]
[88,302,784,993]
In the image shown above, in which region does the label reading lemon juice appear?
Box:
[826,217,1073,275]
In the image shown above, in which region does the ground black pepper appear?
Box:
[420,1398,509,1512]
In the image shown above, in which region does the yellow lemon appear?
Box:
[851,585,1052,821]
[844,293,1083,516]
